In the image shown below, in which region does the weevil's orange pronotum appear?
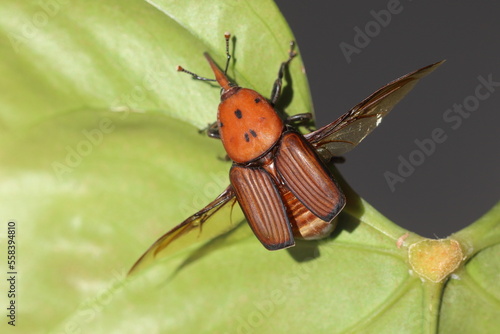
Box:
[129,34,443,274]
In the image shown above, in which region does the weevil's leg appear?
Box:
[199,121,221,139]
[270,41,297,106]
[286,113,315,132]
[207,122,221,139]
[199,123,229,160]
[286,113,313,125]
[314,150,346,165]
[218,154,231,162]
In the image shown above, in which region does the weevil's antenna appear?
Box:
[223,32,231,75]
[176,32,233,82]
[176,65,217,82]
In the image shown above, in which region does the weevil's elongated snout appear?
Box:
[203,52,233,92]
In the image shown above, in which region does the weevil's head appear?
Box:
[204,53,240,101]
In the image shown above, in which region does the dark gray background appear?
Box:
[274,0,499,237]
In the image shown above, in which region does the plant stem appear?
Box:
[422,281,444,334]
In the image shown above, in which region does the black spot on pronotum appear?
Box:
[219,122,224,127]
[234,109,242,119]
[244,133,250,142]
[249,129,257,137]
[254,98,261,103]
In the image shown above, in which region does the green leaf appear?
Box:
[0,1,498,333]
[0,0,310,131]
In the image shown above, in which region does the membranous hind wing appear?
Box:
[129,186,238,275]
[305,61,444,159]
